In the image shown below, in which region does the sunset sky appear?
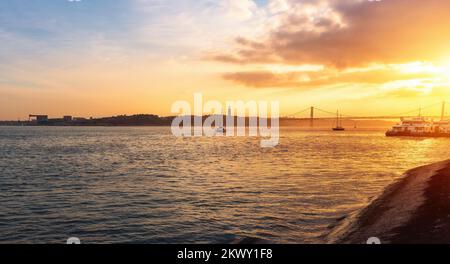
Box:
[1,0,450,120]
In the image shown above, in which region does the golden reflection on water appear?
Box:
[0,126,449,243]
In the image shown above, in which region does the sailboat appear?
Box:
[332,110,345,131]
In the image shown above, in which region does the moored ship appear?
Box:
[386,101,450,137]
[386,117,450,137]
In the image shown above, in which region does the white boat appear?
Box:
[386,102,450,137]
[386,117,450,137]
[215,127,226,133]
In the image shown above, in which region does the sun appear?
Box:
[441,61,450,81]
[396,61,439,74]
[397,60,450,83]
[433,55,450,80]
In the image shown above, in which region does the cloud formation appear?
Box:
[215,0,450,68]
[223,67,437,89]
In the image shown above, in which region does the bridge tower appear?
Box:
[441,101,446,121]
[310,107,314,127]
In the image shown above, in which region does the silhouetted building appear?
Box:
[29,115,48,124]
[63,116,72,122]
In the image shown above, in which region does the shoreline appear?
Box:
[328,159,450,244]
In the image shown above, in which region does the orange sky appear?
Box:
[1,0,450,120]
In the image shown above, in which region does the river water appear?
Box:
[1,126,449,243]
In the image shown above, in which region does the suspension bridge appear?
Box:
[284,101,450,127]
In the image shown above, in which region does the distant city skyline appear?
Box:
[1,0,450,120]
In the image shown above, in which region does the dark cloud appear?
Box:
[216,0,450,68]
[211,37,278,64]
[223,71,302,87]
[223,68,435,88]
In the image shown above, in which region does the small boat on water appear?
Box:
[333,127,345,131]
[332,110,345,131]
[215,127,226,133]
[386,117,450,137]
